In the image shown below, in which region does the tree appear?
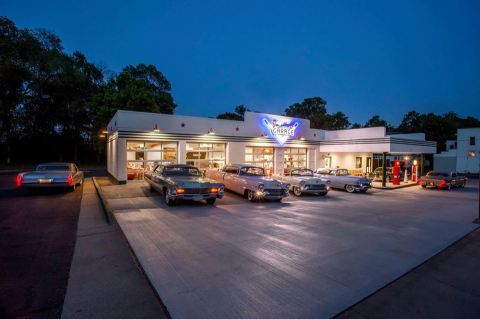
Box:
[217,105,249,120]
[397,110,423,133]
[284,97,328,129]
[350,123,362,129]
[325,112,350,130]
[364,115,393,131]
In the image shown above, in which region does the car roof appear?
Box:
[37,162,72,166]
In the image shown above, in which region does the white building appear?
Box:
[106,110,436,183]
[434,128,480,173]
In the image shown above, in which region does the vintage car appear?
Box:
[16,162,84,191]
[274,168,330,196]
[205,164,289,202]
[315,168,372,193]
[418,171,467,190]
[144,164,224,206]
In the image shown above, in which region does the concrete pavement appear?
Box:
[107,181,478,319]
[61,179,166,319]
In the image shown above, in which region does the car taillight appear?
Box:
[16,175,22,187]
[438,179,447,187]
[67,175,73,185]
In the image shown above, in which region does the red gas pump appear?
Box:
[392,160,400,185]
[412,159,418,182]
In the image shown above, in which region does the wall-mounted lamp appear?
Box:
[299,137,305,141]
[102,130,108,134]
[208,128,215,135]
[153,124,160,133]
[403,156,410,161]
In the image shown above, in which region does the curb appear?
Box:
[372,183,418,190]
[92,177,114,225]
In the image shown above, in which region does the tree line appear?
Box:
[218,97,479,152]
[1,17,479,166]
[0,17,175,165]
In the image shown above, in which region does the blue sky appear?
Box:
[2,0,479,125]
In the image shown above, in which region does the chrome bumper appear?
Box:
[300,185,330,194]
[353,184,371,191]
[169,192,224,201]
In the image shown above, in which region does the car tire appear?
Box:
[421,185,426,188]
[460,181,466,188]
[446,184,451,190]
[165,189,176,206]
[149,184,155,192]
[247,189,255,202]
[206,198,216,205]
[345,185,355,193]
[293,186,302,197]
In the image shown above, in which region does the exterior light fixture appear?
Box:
[99,134,106,138]
[153,124,160,133]
[102,130,108,134]
[300,137,305,141]
[413,159,418,165]
[208,128,215,135]
[403,156,410,161]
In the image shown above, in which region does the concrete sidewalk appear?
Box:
[337,227,480,319]
[61,179,166,319]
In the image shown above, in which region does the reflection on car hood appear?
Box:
[247,176,287,188]
[291,176,328,184]
[166,175,221,187]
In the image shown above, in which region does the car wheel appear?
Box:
[247,189,255,202]
[206,198,216,205]
[446,184,451,190]
[345,185,355,193]
[149,184,155,192]
[293,186,302,197]
[460,181,466,188]
[421,185,426,188]
[165,189,176,206]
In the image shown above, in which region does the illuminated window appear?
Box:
[126,141,178,180]
[283,148,307,173]
[186,143,226,170]
[245,147,274,174]
[355,157,362,169]
[468,151,476,157]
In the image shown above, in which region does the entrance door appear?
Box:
[324,156,332,168]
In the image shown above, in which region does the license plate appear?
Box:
[38,178,53,184]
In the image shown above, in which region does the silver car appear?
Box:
[275,168,330,196]
[144,164,224,206]
[17,162,84,191]
[315,168,372,193]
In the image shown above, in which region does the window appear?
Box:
[127,141,178,180]
[186,143,226,169]
[355,157,362,169]
[470,136,476,146]
[468,151,476,157]
[284,148,307,173]
[245,147,274,174]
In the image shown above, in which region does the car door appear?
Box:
[229,167,245,194]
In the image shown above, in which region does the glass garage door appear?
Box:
[126,141,177,180]
[284,148,307,174]
[245,147,274,175]
[186,143,226,170]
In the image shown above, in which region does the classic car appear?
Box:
[274,168,330,196]
[144,164,224,206]
[205,164,289,202]
[16,162,84,191]
[418,171,467,190]
[315,168,372,193]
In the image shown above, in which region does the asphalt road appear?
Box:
[0,173,83,319]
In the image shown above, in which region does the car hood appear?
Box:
[246,176,287,188]
[22,170,71,179]
[291,176,328,184]
[334,175,371,183]
[166,176,222,187]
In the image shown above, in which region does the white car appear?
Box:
[315,168,372,193]
[274,168,330,196]
[206,164,289,202]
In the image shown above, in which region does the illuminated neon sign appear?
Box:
[262,118,299,145]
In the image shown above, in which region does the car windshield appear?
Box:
[291,169,313,176]
[163,166,202,176]
[37,164,70,171]
[427,171,449,177]
[335,169,349,176]
[239,166,265,176]
[316,169,330,174]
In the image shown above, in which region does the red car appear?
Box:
[418,171,467,190]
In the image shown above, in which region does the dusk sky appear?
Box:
[2,0,479,125]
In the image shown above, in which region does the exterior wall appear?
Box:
[434,156,457,172]
[320,152,372,171]
[456,128,480,173]
[117,138,127,182]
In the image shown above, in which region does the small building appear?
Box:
[434,128,480,173]
[106,110,436,183]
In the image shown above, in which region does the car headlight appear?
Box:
[258,183,264,190]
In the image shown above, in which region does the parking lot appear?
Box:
[104,182,478,319]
